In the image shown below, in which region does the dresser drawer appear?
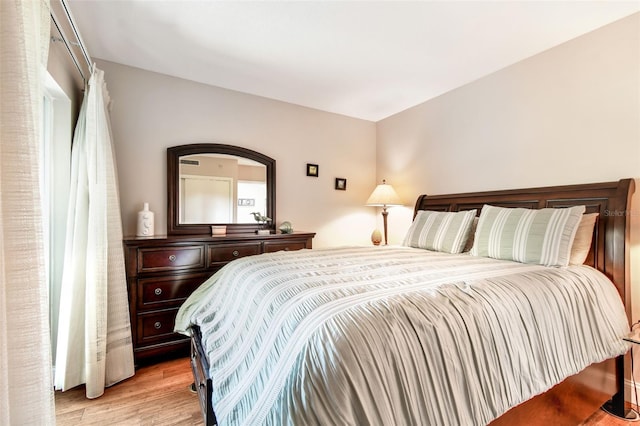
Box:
[137,273,211,310]
[208,243,261,266]
[124,232,315,363]
[137,309,183,345]
[263,240,308,253]
[137,245,205,273]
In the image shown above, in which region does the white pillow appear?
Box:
[462,217,479,252]
[569,213,598,265]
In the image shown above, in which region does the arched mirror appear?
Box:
[168,144,275,235]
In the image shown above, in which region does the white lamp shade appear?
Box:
[366,180,402,207]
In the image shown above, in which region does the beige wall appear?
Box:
[377,14,640,320]
[97,60,378,248]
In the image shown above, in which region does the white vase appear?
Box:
[136,202,155,237]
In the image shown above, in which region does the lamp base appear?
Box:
[381,209,389,245]
[371,229,382,246]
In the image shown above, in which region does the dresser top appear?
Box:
[124,231,315,245]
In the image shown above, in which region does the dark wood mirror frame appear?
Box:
[167,143,276,235]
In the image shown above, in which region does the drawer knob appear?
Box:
[284,247,290,251]
[168,254,177,262]
[232,250,239,257]
[154,321,162,329]
[154,288,162,296]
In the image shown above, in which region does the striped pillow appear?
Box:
[470,204,586,267]
[403,209,477,254]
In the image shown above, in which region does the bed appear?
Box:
[175,178,635,426]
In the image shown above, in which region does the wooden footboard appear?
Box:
[190,326,216,426]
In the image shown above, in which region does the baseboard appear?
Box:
[627,377,640,404]
[575,364,638,404]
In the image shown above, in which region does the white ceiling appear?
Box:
[66,1,640,122]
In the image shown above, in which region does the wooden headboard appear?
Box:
[413,179,635,320]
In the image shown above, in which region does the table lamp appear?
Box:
[366,179,402,245]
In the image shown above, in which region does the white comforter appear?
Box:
[175,246,629,426]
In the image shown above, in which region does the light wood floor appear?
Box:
[55,357,637,425]
[55,357,203,425]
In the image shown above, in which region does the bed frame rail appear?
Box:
[190,326,216,426]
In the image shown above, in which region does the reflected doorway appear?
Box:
[180,175,233,223]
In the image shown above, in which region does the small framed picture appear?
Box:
[306,163,319,177]
[335,178,347,190]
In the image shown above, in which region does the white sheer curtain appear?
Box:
[0,0,55,424]
[54,66,135,398]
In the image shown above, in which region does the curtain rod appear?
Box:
[50,0,92,83]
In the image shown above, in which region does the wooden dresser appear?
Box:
[123,231,315,363]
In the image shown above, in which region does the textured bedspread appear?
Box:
[174,246,629,426]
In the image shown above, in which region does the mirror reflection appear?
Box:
[178,153,267,224]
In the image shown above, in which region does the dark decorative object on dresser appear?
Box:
[124,144,315,364]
